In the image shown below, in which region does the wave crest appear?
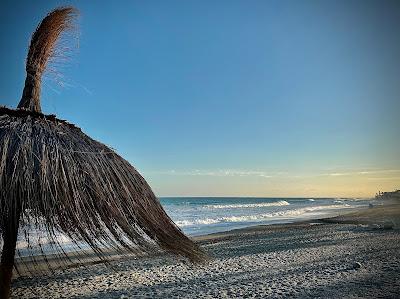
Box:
[204,200,290,209]
[176,204,352,227]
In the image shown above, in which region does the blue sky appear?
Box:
[1,1,399,197]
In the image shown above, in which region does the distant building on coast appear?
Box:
[375,189,400,201]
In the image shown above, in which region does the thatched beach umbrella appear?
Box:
[0,7,205,298]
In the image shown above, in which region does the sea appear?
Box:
[161,197,372,236]
[15,197,374,255]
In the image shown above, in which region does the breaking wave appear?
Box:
[203,200,290,209]
[175,204,352,227]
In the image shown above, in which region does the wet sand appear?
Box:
[320,203,400,228]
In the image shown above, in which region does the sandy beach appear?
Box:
[2,1,400,298]
[11,204,400,299]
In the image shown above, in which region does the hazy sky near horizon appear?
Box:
[1,1,399,197]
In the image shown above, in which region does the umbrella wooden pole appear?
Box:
[18,73,42,113]
[0,208,21,299]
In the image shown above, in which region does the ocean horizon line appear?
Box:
[158,196,373,199]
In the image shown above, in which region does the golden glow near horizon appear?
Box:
[145,168,400,198]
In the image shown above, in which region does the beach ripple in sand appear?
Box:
[12,223,400,298]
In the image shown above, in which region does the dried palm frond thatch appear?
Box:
[0,7,206,298]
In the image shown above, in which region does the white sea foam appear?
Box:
[176,204,353,227]
[13,198,362,251]
[204,200,290,209]
[308,198,315,202]
[16,234,72,250]
[175,218,220,226]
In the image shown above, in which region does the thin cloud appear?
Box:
[147,168,400,181]
[322,169,400,177]
[150,169,275,178]
[326,173,347,177]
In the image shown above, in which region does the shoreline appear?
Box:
[12,201,400,298]
[13,219,400,298]
[14,220,322,278]
[14,201,399,278]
